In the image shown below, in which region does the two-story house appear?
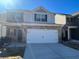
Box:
[0,7,67,44]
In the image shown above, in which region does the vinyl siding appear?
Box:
[24,11,55,23]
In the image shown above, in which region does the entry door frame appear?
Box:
[68,26,78,40]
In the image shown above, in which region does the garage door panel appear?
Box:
[27,29,43,43]
[44,30,58,43]
[27,29,58,43]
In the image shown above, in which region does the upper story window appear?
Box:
[35,14,47,22]
[15,13,23,22]
[7,12,23,23]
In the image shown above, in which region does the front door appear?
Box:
[17,30,22,42]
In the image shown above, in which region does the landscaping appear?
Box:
[0,47,25,57]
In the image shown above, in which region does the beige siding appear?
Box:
[55,14,66,24]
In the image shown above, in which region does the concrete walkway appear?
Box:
[24,43,79,59]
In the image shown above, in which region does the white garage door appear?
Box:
[27,29,58,43]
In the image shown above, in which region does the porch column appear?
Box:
[68,28,70,40]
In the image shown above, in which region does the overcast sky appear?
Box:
[0,0,79,14]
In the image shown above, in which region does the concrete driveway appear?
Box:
[24,43,79,59]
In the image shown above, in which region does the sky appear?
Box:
[0,0,79,14]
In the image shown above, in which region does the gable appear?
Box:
[33,6,49,13]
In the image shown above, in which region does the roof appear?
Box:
[72,12,79,16]
[0,6,72,16]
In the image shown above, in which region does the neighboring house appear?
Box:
[63,12,79,41]
[0,7,67,44]
[61,12,79,41]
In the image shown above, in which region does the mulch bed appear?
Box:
[0,47,25,57]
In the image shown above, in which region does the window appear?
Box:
[15,13,23,22]
[35,14,47,22]
[7,12,23,23]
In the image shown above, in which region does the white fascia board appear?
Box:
[0,22,61,27]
